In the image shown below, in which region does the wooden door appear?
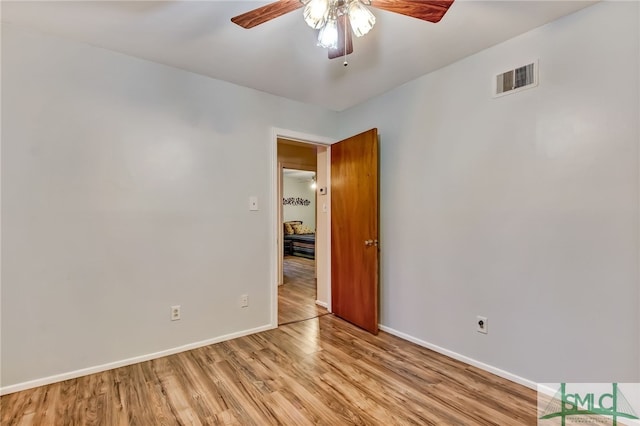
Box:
[331,128,379,334]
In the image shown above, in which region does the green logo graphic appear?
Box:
[539,383,639,425]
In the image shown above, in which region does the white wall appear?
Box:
[283,175,316,230]
[0,24,337,389]
[339,2,640,383]
[315,147,330,307]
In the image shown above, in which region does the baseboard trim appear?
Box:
[378,324,538,390]
[0,323,276,396]
[315,300,328,309]
[2,322,538,395]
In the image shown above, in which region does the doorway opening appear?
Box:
[280,168,327,325]
[277,138,329,325]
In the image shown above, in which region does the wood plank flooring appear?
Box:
[1,313,537,425]
[279,256,327,325]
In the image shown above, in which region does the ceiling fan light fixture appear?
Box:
[303,0,330,29]
[317,16,339,49]
[347,0,376,37]
[231,1,455,59]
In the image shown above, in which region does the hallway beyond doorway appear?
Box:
[278,256,328,325]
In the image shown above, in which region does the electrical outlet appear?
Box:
[477,316,488,334]
[171,305,181,321]
[240,294,249,308]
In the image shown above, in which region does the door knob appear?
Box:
[365,239,379,247]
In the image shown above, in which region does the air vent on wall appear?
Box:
[494,60,538,97]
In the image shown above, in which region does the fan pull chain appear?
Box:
[343,14,348,67]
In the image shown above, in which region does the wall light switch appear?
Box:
[249,196,258,211]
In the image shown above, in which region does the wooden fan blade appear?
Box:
[328,15,354,59]
[369,0,454,23]
[231,0,304,29]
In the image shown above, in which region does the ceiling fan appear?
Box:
[231,0,454,61]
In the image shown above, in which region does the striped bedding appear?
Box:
[284,233,315,259]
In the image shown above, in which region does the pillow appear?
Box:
[284,221,302,235]
[293,224,314,235]
[284,223,294,235]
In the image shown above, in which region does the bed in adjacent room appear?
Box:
[283,221,315,259]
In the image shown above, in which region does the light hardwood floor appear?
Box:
[0,314,537,425]
[1,261,539,425]
[279,256,327,325]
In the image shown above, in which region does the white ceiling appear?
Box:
[1,0,597,111]
[284,169,315,181]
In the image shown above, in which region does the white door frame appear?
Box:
[270,127,334,327]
